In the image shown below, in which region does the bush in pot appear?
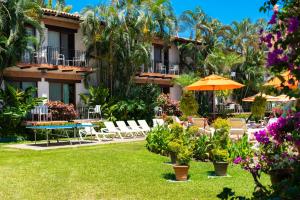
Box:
[172,142,193,181]
[211,148,230,176]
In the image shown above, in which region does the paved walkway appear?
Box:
[7,137,145,151]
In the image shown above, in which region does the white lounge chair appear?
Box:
[79,123,113,141]
[137,120,151,132]
[102,122,123,139]
[192,118,213,136]
[153,118,165,127]
[228,118,248,140]
[127,120,148,136]
[116,121,136,138]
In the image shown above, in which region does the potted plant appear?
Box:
[167,139,181,164]
[173,145,193,181]
[211,148,230,176]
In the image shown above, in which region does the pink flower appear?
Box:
[234,156,242,164]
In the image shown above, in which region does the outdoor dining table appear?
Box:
[26,123,95,147]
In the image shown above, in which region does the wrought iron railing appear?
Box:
[21,46,88,67]
[141,60,180,75]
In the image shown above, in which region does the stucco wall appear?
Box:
[75,80,88,106]
[37,78,49,104]
[170,84,182,101]
[168,44,180,65]
[75,28,85,51]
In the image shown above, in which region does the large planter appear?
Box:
[173,165,189,181]
[213,162,229,176]
[170,152,177,164]
[269,168,293,185]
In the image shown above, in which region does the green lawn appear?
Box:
[0,141,269,200]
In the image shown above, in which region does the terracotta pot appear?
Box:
[269,168,293,185]
[213,162,229,176]
[173,165,189,181]
[170,152,177,164]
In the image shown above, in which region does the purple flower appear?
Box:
[288,17,299,33]
[268,12,278,24]
[276,31,282,39]
[254,130,270,144]
[234,156,242,164]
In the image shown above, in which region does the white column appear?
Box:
[38,78,49,104]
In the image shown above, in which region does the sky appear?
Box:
[66,0,271,37]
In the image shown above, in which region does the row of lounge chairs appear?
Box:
[79,118,249,142]
[79,120,152,141]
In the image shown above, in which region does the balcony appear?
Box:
[141,60,180,75]
[21,46,88,67]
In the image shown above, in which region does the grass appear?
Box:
[0,141,270,200]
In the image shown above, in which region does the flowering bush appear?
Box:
[156,93,182,116]
[272,106,283,117]
[234,114,299,187]
[46,101,78,121]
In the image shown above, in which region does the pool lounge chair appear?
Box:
[79,123,114,141]
[228,118,248,140]
[137,120,151,132]
[102,122,124,139]
[192,118,213,136]
[115,121,136,138]
[127,120,148,136]
[153,118,165,127]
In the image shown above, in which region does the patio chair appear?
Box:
[73,52,87,67]
[191,118,213,136]
[228,118,248,140]
[169,64,179,75]
[157,63,166,74]
[79,123,114,141]
[52,51,65,65]
[30,105,51,121]
[225,103,235,113]
[153,118,165,127]
[127,120,148,136]
[116,121,136,138]
[33,48,47,64]
[102,122,123,139]
[137,120,151,132]
[88,105,102,119]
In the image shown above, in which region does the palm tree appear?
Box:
[0,0,43,85]
[81,2,151,97]
[38,0,72,12]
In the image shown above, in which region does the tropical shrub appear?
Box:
[177,145,193,165]
[179,91,199,116]
[80,86,109,107]
[112,100,146,121]
[127,84,160,123]
[173,73,198,87]
[211,149,230,162]
[186,125,200,137]
[193,135,212,161]
[156,93,182,116]
[228,135,252,160]
[146,126,171,155]
[46,101,78,121]
[251,96,267,120]
[0,85,43,136]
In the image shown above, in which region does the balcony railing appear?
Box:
[21,46,88,67]
[141,60,180,75]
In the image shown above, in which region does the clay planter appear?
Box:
[173,165,189,181]
[269,168,293,185]
[213,162,229,176]
[170,152,177,164]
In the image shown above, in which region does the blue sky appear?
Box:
[66,0,270,25]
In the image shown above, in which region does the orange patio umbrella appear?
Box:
[264,71,298,89]
[186,74,245,117]
[242,93,279,102]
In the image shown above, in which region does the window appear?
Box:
[49,82,75,105]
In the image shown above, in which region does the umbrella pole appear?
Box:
[213,90,216,119]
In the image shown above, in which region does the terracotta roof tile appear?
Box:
[42,8,81,20]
